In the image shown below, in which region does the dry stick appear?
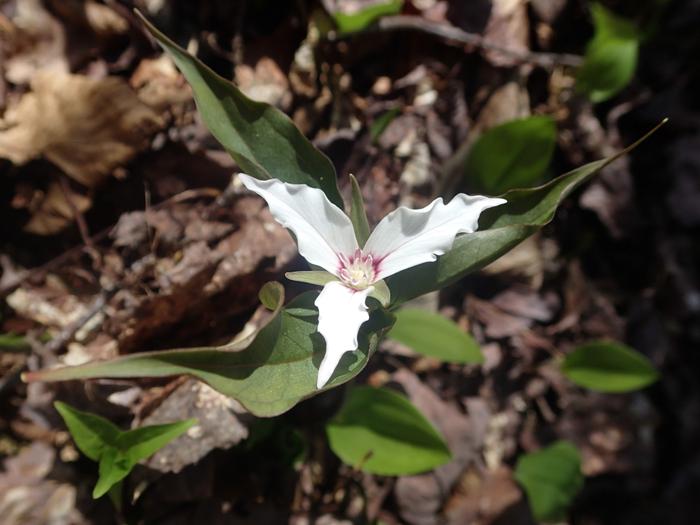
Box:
[367,15,584,69]
[41,290,112,356]
[59,176,101,267]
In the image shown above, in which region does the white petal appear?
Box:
[364,194,507,279]
[314,281,372,389]
[239,174,358,275]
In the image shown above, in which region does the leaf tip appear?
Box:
[21,370,47,383]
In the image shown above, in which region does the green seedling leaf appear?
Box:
[94,448,132,500]
[466,115,556,195]
[577,3,640,103]
[389,308,483,363]
[28,292,394,417]
[386,120,666,304]
[370,107,401,143]
[331,0,403,33]
[561,340,659,392]
[54,401,195,498]
[326,386,451,475]
[514,440,584,523]
[135,12,343,208]
[349,174,371,245]
[54,401,121,462]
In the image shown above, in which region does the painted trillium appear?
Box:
[239,174,506,389]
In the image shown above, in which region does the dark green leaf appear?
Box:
[135,12,343,207]
[326,386,451,475]
[331,0,403,33]
[350,174,371,245]
[389,308,483,363]
[465,116,556,195]
[515,441,583,522]
[577,3,640,103]
[561,340,659,392]
[32,294,394,417]
[386,121,665,304]
[54,402,195,498]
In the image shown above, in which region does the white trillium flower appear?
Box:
[239,174,506,389]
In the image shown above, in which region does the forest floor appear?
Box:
[1,1,699,524]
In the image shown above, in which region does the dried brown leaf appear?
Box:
[3,0,69,85]
[393,369,488,525]
[0,442,84,525]
[236,57,292,110]
[0,72,164,187]
[20,181,92,236]
[131,55,193,111]
[482,0,529,67]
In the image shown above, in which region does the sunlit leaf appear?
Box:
[135,12,343,207]
[54,401,195,498]
[285,271,338,286]
[386,121,665,304]
[515,441,583,522]
[577,3,640,103]
[326,386,451,475]
[389,308,482,363]
[29,293,394,417]
[331,0,403,33]
[466,115,556,195]
[561,340,659,392]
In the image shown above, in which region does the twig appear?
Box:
[59,176,101,267]
[349,15,584,69]
[41,291,112,356]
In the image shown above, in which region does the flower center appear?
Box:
[339,249,376,290]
